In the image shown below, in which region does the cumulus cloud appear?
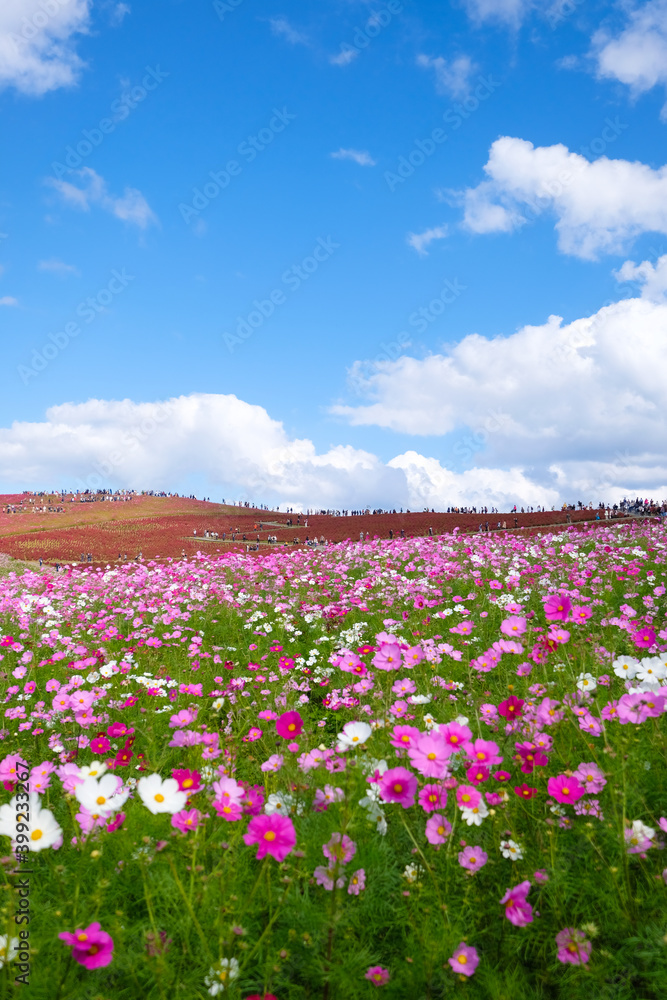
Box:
[331,253,667,500]
[592,0,667,116]
[416,53,477,97]
[407,225,449,255]
[456,136,667,258]
[330,148,376,166]
[0,296,18,307]
[46,167,157,229]
[0,392,605,510]
[0,0,91,96]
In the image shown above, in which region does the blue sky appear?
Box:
[1,0,666,508]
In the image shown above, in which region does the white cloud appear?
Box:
[461,0,532,27]
[46,167,157,229]
[0,0,91,96]
[456,136,667,258]
[416,53,477,97]
[0,296,18,307]
[110,2,130,26]
[330,254,667,500]
[38,257,80,277]
[330,148,376,166]
[593,0,667,115]
[269,17,309,46]
[407,225,449,255]
[330,45,359,66]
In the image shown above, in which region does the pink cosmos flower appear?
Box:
[500,881,533,926]
[448,942,479,977]
[465,738,503,767]
[240,783,265,815]
[391,677,416,695]
[378,766,417,809]
[261,754,284,773]
[556,927,591,965]
[171,808,200,833]
[275,711,303,739]
[514,783,537,800]
[389,724,421,751]
[323,832,356,865]
[419,784,448,813]
[243,813,296,862]
[408,733,451,778]
[573,762,606,794]
[544,594,571,622]
[365,966,390,986]
[348,868,366,894]
[456,784,481,810]
[439,721,472,750]
[547,774,585,804]
[500,616,527,637]
[571,605,592,623]
[169,709,197,729]
[373,642,402,671]
[466,763,490,785]
[632,626,656,649]
[458,846,487,872]
[59,922,114,969]
[89,736,110,755]
[403,645,424,667]
[425,813,452,844]
[534,869,549,884]
[314,865,345,890]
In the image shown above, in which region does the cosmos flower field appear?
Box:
[0,522,666,999]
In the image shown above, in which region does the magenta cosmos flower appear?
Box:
[59,922,114,969]
[544,594,571,622]
[419,783,448,813]
[439,720,472,750]
[275,711,303,740]
[556,927,592,965]
[448,942,479,977]
[365,965,390,986]
[458,846,487,872]
[500,881,533,926]
[243,813,296,862]
[547,774,585,804]
[378,766,417,809]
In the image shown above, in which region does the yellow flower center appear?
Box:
[154,793,165,803]
[31,829,43,841]
[183,779,193,788]
[264,831,276,842]
[96,796,106,805]
[457,955,467,965]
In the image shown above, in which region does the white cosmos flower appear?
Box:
[205,957,239,995]
[0,935,19,968]
[636,658,667,683]
[460,801,489,826]
[576,672,597,693]
[613,656,638,680]
[336,721,372,751]
[631,819,656,841]
[409,694,432,705]
[500,838,524,860]
[75,774,129,816]
[78,760,108,781]
[137,774,187,815]
[0,794,62,852]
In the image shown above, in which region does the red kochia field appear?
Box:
[0,493,610,564]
